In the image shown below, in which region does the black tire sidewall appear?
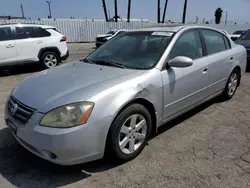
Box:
[107,104,152,162]
[223,69,240,99]
[40,52,59,69]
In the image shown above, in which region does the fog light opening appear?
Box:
[41,150,57,159]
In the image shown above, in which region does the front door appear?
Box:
[0,26,17,65]
[161,29,210,120]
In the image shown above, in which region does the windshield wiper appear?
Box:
[79,58,96,64]
[94,60,127,69]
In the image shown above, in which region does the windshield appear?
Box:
[87,31,174,69]
[238,30,250,40]
[106,30,116,35]
[233,30,244,35]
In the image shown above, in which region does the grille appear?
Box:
[96,37,105,42]
[8,96,35,125]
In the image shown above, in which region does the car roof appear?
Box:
[128,25,221,33]
[0,23,55,29]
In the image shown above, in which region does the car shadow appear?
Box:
[0,64,44,77]
[0,96,222,187]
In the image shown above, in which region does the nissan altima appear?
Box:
[5,25,247,165]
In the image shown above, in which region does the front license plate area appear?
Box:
[6,119,17,134]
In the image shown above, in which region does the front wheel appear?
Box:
[106,104,152,162]
[221,69,240,100]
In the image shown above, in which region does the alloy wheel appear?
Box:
[118,114,147,154]
[44,54,58,68]
[227,72,238,96]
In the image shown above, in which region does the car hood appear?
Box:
[96,34,112,38]
[234,40,250,47]
[231,34,241,37]
[12,61,142,113]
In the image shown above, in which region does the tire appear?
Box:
[40,51,59,69]
[106,104,152,162]
[221,68,240,100]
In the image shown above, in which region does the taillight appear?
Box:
[60,36,67,42]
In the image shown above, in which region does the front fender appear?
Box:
[87,69,163,124]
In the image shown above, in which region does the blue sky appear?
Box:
[1,0,249,23]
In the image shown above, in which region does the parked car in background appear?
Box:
[235,29,250,61]
[230,30,245,41]
[5,25,246,165]
[95,29,127,47]
[220,29,230,37]
[0,23,69,69]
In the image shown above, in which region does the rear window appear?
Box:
[37,27,51,37]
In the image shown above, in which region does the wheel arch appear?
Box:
[108,98,158,138]
[38,47,61,59]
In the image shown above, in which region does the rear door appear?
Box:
[200,29,233,94]
[0,26,17,65]
[14,26,47,63]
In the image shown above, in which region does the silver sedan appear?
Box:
[4,25,247,165]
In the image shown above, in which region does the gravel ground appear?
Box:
[0,44,250,188]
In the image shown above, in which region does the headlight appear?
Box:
[40,102,94,128]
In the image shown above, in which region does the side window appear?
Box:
[0,27,12,41]
[15,27,39,39]
[201,30,226,55]
[223,35,231,49]
[37,27,51,37]
[169,30,203,60]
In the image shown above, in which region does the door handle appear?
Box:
[6,44,14,48]
[202,67,208,74]
[230,57,233,60]
[37,41,43,44]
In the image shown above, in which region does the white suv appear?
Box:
[0,23,69,69]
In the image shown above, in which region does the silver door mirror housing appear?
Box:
[168,56,193,68]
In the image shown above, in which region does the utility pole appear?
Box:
[182,0,187,24]
[46,1,52,18]
[161,0,168,23]
[157,0,161,23]
[20,4,25,18]
[225,11,228,25]
[114,0,118,22]
[102,0,109,22]
[127,0,131,22]
[108,10,111,20]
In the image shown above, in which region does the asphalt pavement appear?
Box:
[0,43,250,188]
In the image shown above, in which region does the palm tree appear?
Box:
[182,0,187,24]
[215,8,223,24]
[157,0,160,23]
[127,0,131,22]
[161,0,169,23]
[102,0,108,22]
[114,0,118,22]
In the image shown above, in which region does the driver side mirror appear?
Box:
[168,56,193,68]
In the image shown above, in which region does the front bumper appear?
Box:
[4,101,113,165]
[61,50,69,61]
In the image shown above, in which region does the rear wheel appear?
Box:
[221,69,240,100]
[106,104,152,162]
[40,51,59,69]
